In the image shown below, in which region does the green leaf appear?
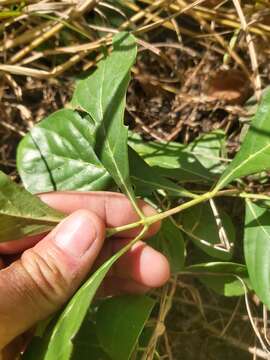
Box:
[17,109,112,193]
[244,200,270,309]
[187,262,249,296]
[72,32,139,211]
[129,131,226,183]
[24,314,110,360]
[0,171,64,242]
[72,316,110,360]
[17,109,192,199]
[181,202,235,260]
[42,255,123,359]
[129,147,193,198]
[26,264,113,359]
[185,130,226,174]
[200,276,245,297]
[24,230,146,360]
[149,218,185,273]
[215,89,270,190]
[96,295,155,360]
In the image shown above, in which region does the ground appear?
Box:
[1,1,270,359]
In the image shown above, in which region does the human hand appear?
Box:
[0,192,170,354]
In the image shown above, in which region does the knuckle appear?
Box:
[20,248,72,307]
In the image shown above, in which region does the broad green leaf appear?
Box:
[129,147,193,198]
[23,232,145,360]
[244,200,270,309]
[135,326,155,360]
[129,131,226,183]
[40,256,122,359]
[181,202,235,260]
[215,89,270,190]
[187,262,249,296]
[72,316,110,360]
[186,130,226,174]
[17,109,112,193]
[73,296,154,360]
[17,110,191,198]
[200,276,245,296]
[72,32,138,209]
[96,295,155,360]
[0,170,64,242]
[24,314,110,360]
[149,218,185,273]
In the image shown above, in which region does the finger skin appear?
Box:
[113,240,170,287]
[0,209,105,350]
[39,191,160,238]
[0,192,161,255]
[0,191,169,291]
[0,234,44,255]
[0,193,169,351]
[94,239,170,288]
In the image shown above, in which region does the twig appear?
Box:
[232,0,262,100]
[205,323,270,359]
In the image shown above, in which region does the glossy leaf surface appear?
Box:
[129,131,226,183]
[72,316,110,360]
[244,200,270,309]
[187,262,249,296]
[149,218,185,273]
[0,171,64,242]
[97,295,155,360]
[17,109,112,193]
[129,147,193,198]
[17,109,191,198]
[72,32,138,206]
[216,89,270,190]
[46,256,124,359]
[181,202,235,260]
[24,232,145,360]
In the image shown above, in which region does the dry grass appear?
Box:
[1,1,270,359]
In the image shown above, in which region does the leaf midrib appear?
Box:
[217,142,270,190]
[98,61,136,204]
[0,189,58,222]
[131,175,186,195]
[147,160,213,181]
[246,200,270,242]
[30,151,106,171]
[33,128,104,170]
[0,209,59,223]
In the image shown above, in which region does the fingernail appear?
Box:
[54,211,97,257]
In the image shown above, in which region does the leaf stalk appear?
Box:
[106,189,270,237]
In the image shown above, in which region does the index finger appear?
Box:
[39,191,161,239]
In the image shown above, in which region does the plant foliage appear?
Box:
[0,31,269,358]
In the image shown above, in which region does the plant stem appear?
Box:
[145,191,214,225]
[106,188,270,237]
[239,192,270,201]
[217,189,270,202]
[106,190,214,237]
[106,218,143,237]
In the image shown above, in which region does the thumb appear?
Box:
[0,209,105,350]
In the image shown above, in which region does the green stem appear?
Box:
[106,191,214,237]
[239,192,270,201]
[130,196,146,220]
[145,191,214,225]
[106,218,143,237]
[106,188,270,238]
[217,190,270,202]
